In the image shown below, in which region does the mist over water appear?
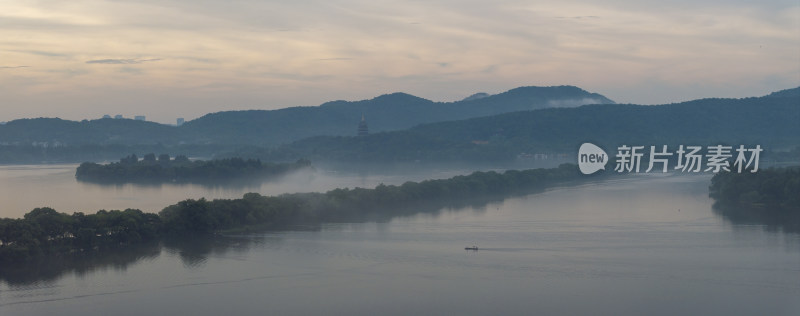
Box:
[1,168,798,315]
[0,164,483,218]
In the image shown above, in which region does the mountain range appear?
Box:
[0,85,797,166]
[238,87,800,165]
[0,85,613,147]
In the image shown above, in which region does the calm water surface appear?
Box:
[1,167,798,315]
[0,164,470,218]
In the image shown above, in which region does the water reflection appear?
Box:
[0,194,502,286]
[2,174,799,316]
[0,164,475,218]
[75,172,299,190]
[712,203,800,234]
[0,242,161,286]
[0,235,268,286]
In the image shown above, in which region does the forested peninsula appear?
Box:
[1,164,585,262]
[75,154,311,183]
[709,167,800,232]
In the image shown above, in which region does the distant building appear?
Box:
[135,116,145,121]
[357,114,369,136]
[176,118,185,126]
[102,115,111,119]
[114,115,123,119]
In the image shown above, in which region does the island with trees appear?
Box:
[709,167,800,232]
[75,154,311,184]
[1,164,590,262]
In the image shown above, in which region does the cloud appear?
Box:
[11,50,69,57]
[119,67,143,74]
[547,98,612,108]
[0,66,30,69]
[85,58,162,64]
[555,15,601,19]
[0,0,797,123]
[46,68,90,77]
[262,72,334,82]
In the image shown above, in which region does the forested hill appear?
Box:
[179,85,613,145]
[0,118,175,146]
[256,87,800,164]
[0,85,612,147]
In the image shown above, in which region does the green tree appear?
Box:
[143,153,157,163]
[158,154,171,164]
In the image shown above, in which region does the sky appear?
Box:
[1,0,799,124]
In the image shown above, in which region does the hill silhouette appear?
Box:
[0,85,613,147]
[251,87,800,164]
[179,85,613,145]
[1,86,797,165]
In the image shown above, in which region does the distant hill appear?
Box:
[462,93,489,101]
[1,86,797,166]
[0,85,613,147]
[179,85,614,145]
[0,118,176,146]
[764,86,800,98]
[252,87,800,164]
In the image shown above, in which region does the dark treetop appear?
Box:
[75,154,311,184]
[709,167,800,233]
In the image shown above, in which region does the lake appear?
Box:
[0,163,475,218]
[1,165,798,315]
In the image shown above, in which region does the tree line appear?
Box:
[709,167,800,232]
[75,154,311,183]
[1,164,585,262]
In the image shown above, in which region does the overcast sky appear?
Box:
[1,0,798,124]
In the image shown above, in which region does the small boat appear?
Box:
[465,246,478,251]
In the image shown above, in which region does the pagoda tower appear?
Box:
[357,114,369,136]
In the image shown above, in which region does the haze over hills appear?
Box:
[0,85,613,147]
[0,86,797,165]
[242,87,800,165]
[181,85,613,145]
